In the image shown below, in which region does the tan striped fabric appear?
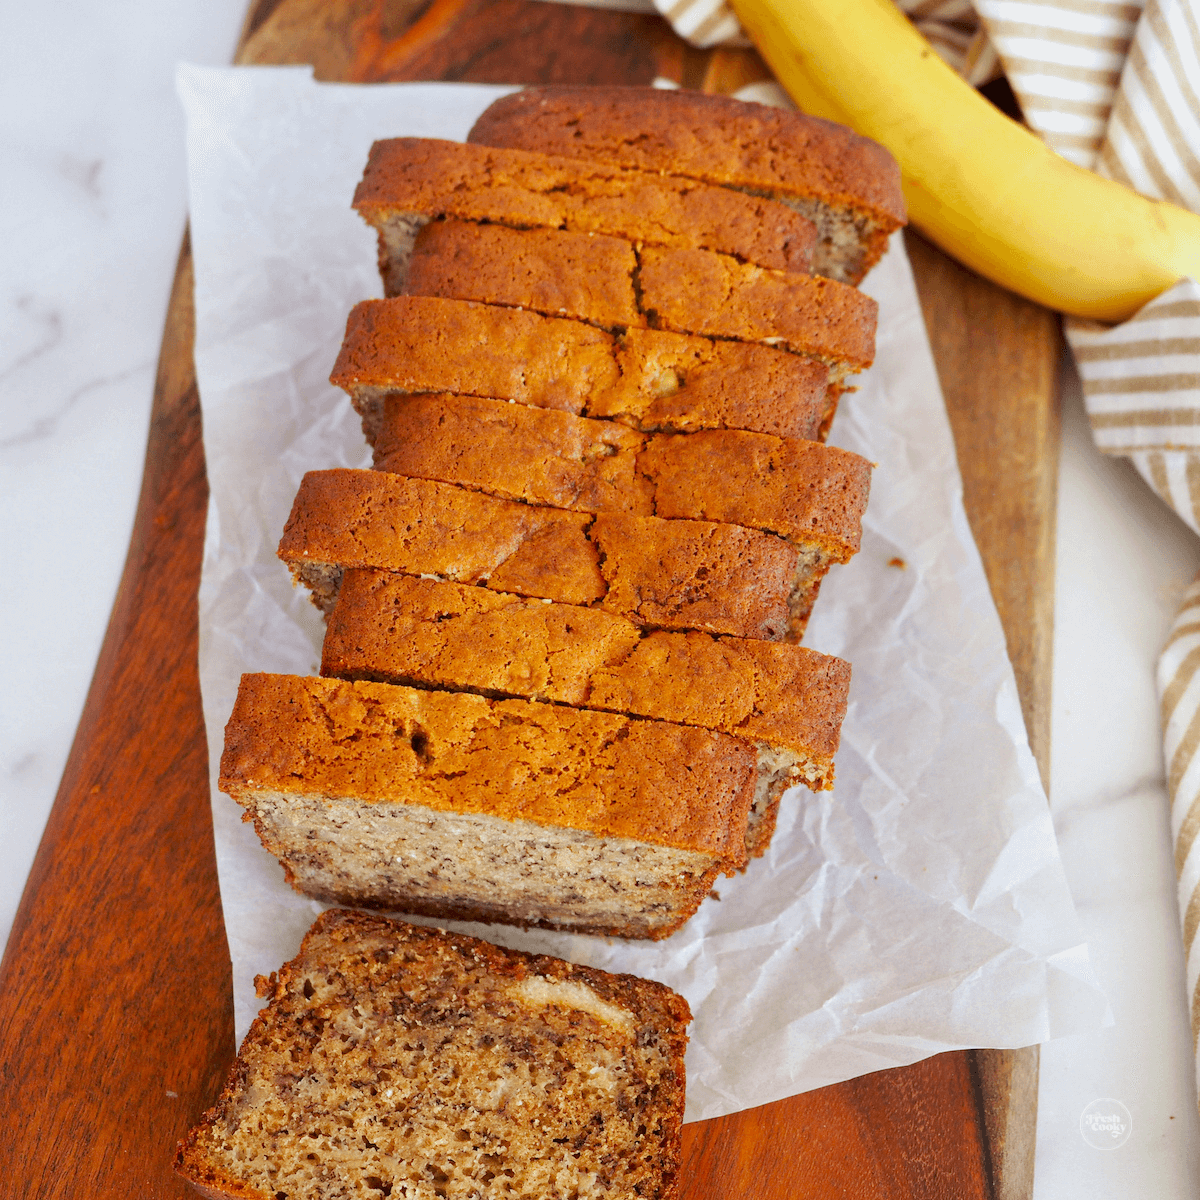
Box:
[1068,281,1200,459]
[639,0,1007,77]
[655,0,746,46]
[975,0,1144,167]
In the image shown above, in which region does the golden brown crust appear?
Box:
[467,85,905,282]
[176,911,691,1200]
[637,427,872,562]
[399,221,876,367]
[323,568,640,704]
[591,512,804,641]
[605,326,835,441]
[332,296,835,441]
[637,246,878,368]
[322,569,850,769]
[371,392,654,515]
[354,136,815,272]
[278,470,811,639]
[370,393,871,557]
[220,673,753,863]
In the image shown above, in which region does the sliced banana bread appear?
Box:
[404,219,640,326]
[278,470,816,640]
[175,909,691,1200]
[401,220,877,366]
[466,84,906,283]
[275,468,604,613]
[369,392,870,563]
[354,136,816,294]
[331,296,838,442]
[220,673,753,935]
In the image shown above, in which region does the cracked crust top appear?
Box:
[331,295,837,442]
[220,673,754,863]
[401,220,877,367]
[322,569,851,766]
[369,393,871,559]
[277,470,809,640]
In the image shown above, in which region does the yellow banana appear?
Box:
[728,0,1200,321]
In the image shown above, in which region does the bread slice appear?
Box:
[175,909,691,1200]
[322,570,853,853]
[401,220,877,366]
[467,85,906,283]
[353,136,816,294]
[595,326,841,442]
[369,392,871,562]
[220,673,753,935]
[331,296,838,442]
[278,470,818,640]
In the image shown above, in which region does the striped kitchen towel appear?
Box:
[1067,279,1200,535]
[973,0,1144,168]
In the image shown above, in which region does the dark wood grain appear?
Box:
[0,3,1059,1196]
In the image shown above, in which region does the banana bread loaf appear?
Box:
[467,85,906,283]
[354,136,816,293]
[322,570,853,853]
[220,673,753,935]
[331,296,839,442]
[401,220,877,366]
[175,909,691,1200]
[278,470,817,640]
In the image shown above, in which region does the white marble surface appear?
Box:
[2,3,1198,1192]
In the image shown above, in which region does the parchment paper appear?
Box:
[178,63,1108,1122]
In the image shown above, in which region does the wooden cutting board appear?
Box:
[0,1,1059,1196]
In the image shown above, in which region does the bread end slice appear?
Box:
[176,910,690,1200]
